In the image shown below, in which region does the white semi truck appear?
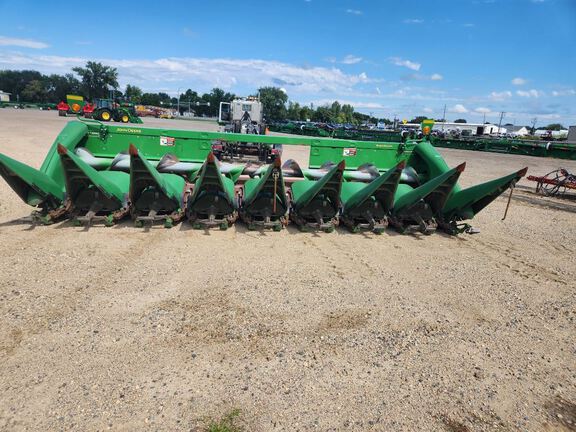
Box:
[215,98,282,163]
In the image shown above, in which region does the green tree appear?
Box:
[0,70,44,101]
[409,116,428,124]
[125,84,143,103]
[352,111,374,125]
[539,123,564,131]
[341,104,355,123]
[158,92,173,106]
[44,73,81,102]
[312,106,332,123]
[197,88,235,117]
[177,89,200,114]
[21,80,47,102]
[141,93,161,106]
[454,118,467,123]
[299,105,313,121]
[72,61,119,100]
[330,101,341,122]
[287,101,301,120]
[258,86,288,121]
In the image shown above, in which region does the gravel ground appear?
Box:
[0,110,574,431]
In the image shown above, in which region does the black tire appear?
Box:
[97,108,112,122]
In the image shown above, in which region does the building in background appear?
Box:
[431,122,504,136]
[567,126,576,142]
[0,90,11,102]
[504,125,530,136]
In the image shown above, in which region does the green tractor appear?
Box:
[92,99,143,124]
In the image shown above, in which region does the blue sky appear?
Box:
[0,0,575,126]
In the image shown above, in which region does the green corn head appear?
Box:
[0,120,527,234]
[129,144,186,228]
[239,157,288,231]
[186,152,237,230]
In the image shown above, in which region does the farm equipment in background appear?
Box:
[92,99,143,124]
[269,121,408,143]
[57,101,69,117]
[66,94,85,115]
[0,119,526,234]
[271,120,576,161]
[57,94,85,117]
[430,136,576,160]
[528,168,576,197]
[216,98,280,163]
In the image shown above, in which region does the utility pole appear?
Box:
[442,104,446,131]
[497,111,506,135]
[483,112,486,124]
[531,117,537,135]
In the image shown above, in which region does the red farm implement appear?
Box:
[527,168,576,197]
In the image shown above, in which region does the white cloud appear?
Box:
[423,107,434,113]
[463,23,475,27]
[0,52,372,95]
[474,107,492,114]
[511,77,527,85]
[401,72,442,81]
[489,90,512,101]
[0,36,49,49]
[327,54,363,65]
[341,54,362,64]
[450,104,469,113]
[375,87,381,95]
[551,89,576,97]
[403,19,423,24]
[389,57,421,71]
[346,9,363,15]
[516,89,541,98]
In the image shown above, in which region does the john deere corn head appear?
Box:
[0,120,527,234]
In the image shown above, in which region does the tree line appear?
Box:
[0,62,390,123]
[4,61,562,129]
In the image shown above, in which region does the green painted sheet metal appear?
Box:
[188,153,235,209]
[129,144,185,213]
[242,160,286,207]
[291,161,344,210]
[443,167,528,220]
[0,153,64,207]
[40,121,90,187]
[393,164,464,214]
[79,121,414,167]
[240,159,288,222]
[341,162,404,212]
[58,144,129,205]
[308,140,416,170]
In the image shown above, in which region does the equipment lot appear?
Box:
[0,110,574,431]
